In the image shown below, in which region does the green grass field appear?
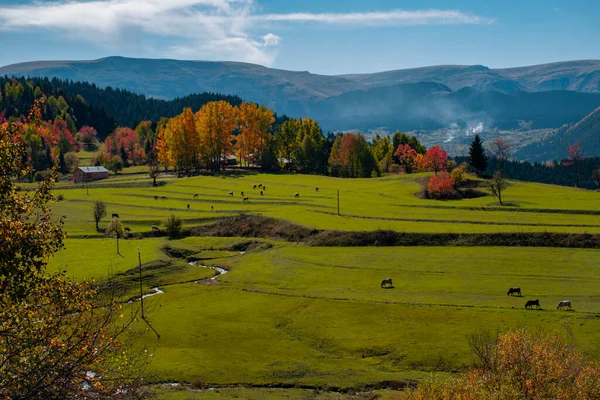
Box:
[44,169,600,398]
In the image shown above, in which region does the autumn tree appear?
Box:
[0,100,144,398]
[93,200,107,231]
[76,125,98,151]
[237,102,275,167]
[394,144,419,173]
[196,101,237,172]
[488,171,509,205]
[408,328,600,400]
[425,145,449,175]
[392,132,426,156]
[563,141,585,188]
[468,134,488,176]
[489,139,512,176]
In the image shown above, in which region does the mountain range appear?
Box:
[1,56,600,143]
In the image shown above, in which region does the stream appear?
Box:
[189,261,229,281]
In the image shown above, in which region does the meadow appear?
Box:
[45,170,600,398]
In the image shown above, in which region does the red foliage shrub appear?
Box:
[427,172,454,199]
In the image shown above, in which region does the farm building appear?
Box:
[222,154,237,166]
[73,166,110,183]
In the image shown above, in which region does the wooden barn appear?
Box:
[73,166,110,183]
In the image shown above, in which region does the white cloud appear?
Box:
[256,9,494,26]
[0,1,492,65]
[262,33,281,47]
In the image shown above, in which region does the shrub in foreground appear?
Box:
[408,328,600,400]
[164,214,183,238]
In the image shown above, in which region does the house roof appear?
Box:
[77,166,109,173]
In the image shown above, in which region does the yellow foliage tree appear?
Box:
[196,101,237,171]
[237,102,275,167]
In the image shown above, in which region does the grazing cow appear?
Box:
[260,191,263,196]
[187,204,190,210]
[243,197,249,202]
[112,213,119,219]
[557,300,572,310]
[525,299,541,309]
[151,226,160,233]
[294,193,299,198]
[315,187,319,192]
[381,278,393,288]
[193,194,199,198]
[253,185,257,189]
[507,287,521,296]
[211,205,214,210]
[258,184,263,189]
[229,191,234,196]
[263,186,266,191]
[161,196,167,200]
[154,196,159,200]
[124,227,131,233]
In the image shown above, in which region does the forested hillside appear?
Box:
[0,76,245,139]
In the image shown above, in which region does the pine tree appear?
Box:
[469,134,488,176]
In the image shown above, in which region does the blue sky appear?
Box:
[0,0,598,74]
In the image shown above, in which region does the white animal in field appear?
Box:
[556,300,571,310]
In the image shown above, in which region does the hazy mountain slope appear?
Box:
[341,61,600,94]
[2,57,600,104]
[2,57,600,133]
[0,57,365,115]
[498,60,600,93]
[340,65,527,93]
[517,106,600,161]
[311,84,600,132]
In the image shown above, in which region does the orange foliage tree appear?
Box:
[408,328,600,400]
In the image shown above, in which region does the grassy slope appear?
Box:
[46,172,600,237]
[43,170,600,393]
[132,243,600,387]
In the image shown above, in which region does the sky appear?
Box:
[0,0,598,75]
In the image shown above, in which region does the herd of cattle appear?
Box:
[380,279,572,311]
[128,183,320,233]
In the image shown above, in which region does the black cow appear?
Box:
[525,299,541,309]
[381,278,393,288]
[507,287,521,296]
[112,213,119,219]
